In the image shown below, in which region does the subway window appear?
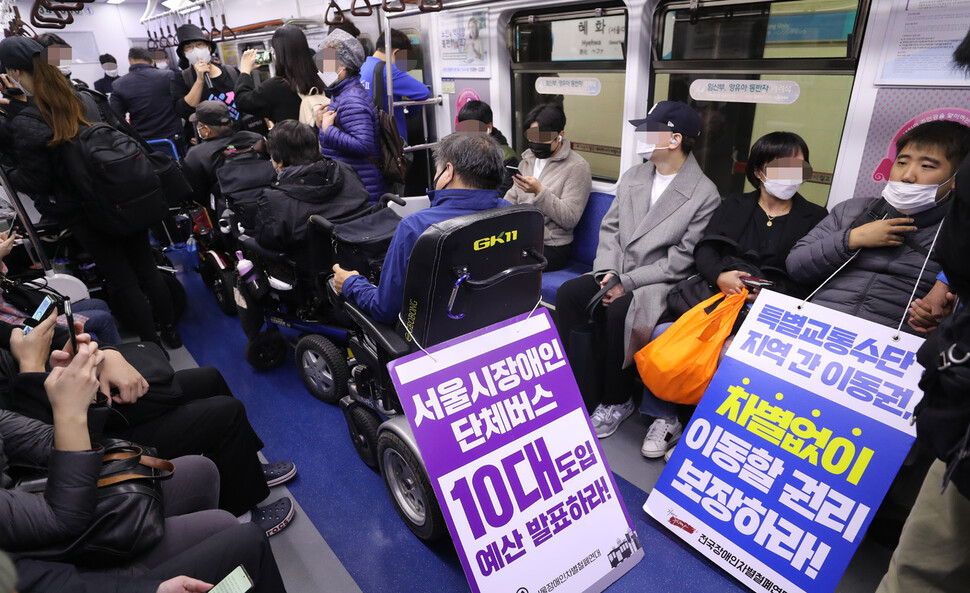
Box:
[653,0,868,206]
[509,3,628,182]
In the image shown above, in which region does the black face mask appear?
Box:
[427,169,448,197]
[529,141,555,160]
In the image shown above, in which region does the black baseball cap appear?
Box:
[629,101,702,138]
[0,36,44,72]
[190,100,232,126]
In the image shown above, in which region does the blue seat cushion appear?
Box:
[541,262,592,304]
[572,192,614,266]
[540,192,613,305]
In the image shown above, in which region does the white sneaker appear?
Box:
[641,417,683,458]
[664,445,677,463]
[590,399,635,439]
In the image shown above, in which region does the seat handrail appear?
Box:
[392,96,443,109]
[403,142,438,154]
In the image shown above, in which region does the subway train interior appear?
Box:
[0,0,968,592]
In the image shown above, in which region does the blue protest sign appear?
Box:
[645,291,922,593]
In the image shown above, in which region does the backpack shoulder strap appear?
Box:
[849,197,931,257]
[77,89,103,123]
[372,61,386,111]
[849,197,886,229]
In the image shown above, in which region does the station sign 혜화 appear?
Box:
[535,77,602,97]
[389,309,643,593]
[689,79,801,105]
[550,14,626,62]
[645,291,923,593]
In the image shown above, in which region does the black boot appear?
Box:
[160,324,182,349]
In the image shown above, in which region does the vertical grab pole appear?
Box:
[384,9,394,116]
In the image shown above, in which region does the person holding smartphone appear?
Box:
[236,25,322,125]
[503,103,592,272]
[696,132,826,303]
[0,324,287,593]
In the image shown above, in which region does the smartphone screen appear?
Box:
[741,277,774,288]
[22,296,55,336]
[64,299,78,353]
[255,50,273,65]
[209,565,254,593]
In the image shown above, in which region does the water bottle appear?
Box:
[186,236,197,254]
[236,251,268,300]
[174,212,192,241]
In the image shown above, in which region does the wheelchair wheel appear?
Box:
[245,329,287,371]
[346,405,382,468]
[201,256,237,316]
[295,335,348,403]
[378,431,447,542]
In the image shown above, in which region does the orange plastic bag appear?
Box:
[634,289,748,405]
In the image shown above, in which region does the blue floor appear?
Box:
[171,248,747,593]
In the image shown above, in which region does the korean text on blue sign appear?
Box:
[645,291,922,593]
[390,309,643,593]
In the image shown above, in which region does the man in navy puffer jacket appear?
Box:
[333,133,509,324]
[315,29,386,203]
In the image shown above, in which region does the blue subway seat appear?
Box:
[541,191,615,305]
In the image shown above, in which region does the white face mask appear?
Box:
[156,60,169,70]
[636,140,670,160]
[57,64,72,76]
[762,178,802,201]
[105,69,119,77]
[881,175,955,215]
[185,47,212,65]
[318,70,340,87]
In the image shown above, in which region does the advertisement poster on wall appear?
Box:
[439,9,490,78]
[645,291,924,593]
[876,0,970,87]
[389,310,643,593]
[851,88,970,200]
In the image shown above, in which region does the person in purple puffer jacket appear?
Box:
[315,29,386,203]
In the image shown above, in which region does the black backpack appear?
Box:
[369,61,408,185]
[332,207,402,286]
[913,307,970,498]
[215,142,275,229]
[62,123,168,236]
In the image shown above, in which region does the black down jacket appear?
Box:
[786,196,946,332]
[255,159,369,254]
[0,410,103,552]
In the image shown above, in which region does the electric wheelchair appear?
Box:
[228,195,403,383]
[315,204,547,541]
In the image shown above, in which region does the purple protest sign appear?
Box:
[389,308,643,593]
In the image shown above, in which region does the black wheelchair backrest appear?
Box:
[399,204,546,348]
